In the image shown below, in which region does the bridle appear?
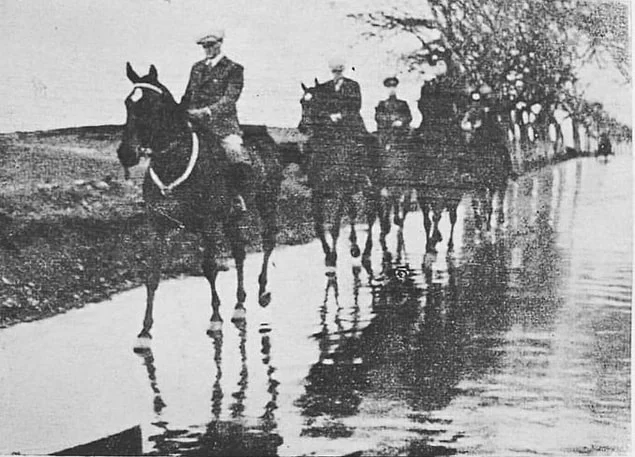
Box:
[129,81,200,197]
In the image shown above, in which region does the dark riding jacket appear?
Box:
[181,56,243,138]
[375,96,412,133]
[323,77,367,135]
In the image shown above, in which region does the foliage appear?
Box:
[350,0,631,134]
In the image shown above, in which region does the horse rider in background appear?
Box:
[323,57,368,141]
[181,28,252,214]
[375,76,412,151]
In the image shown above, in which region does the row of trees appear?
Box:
[350,0,631,154]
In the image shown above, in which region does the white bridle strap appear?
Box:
[133,82,163,94]
[149,132,200,196]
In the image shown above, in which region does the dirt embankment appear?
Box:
[0,125,313,328]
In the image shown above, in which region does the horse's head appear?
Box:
[117,62,180,172]
[298,79,327,135]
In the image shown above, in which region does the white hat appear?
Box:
[196,28,225,45]
[328,57,346,71]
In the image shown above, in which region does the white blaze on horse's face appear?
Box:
[303,92,313,102]
[130,88,143,103]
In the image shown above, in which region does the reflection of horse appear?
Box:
[134,325,281,456]
[299,81,380,270]
[117,64,283,340]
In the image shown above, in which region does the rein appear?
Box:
[133,82,163,94]
[149,130,200,196]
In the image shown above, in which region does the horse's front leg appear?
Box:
[137,220,165,345]
[362,187,378,264]
[325,196,345,271]
[202,221,228,334]
[256,190,278,307]
[418,195,433,252]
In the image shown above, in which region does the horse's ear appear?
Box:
[126,62,140,83]
[301,82,308,92]
[148,64,158,80]
[314,77,319,86]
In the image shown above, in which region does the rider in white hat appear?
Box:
[182,27,252,215]
[324,57,367,137]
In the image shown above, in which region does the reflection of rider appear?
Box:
[375,76,412,147]
[323,57,367,138]
[181,28,252,214]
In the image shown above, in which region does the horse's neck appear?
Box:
[149,129,195,181]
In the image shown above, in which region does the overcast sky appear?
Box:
[0,0,630,132]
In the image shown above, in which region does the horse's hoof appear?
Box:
[382,251,393,264]
[231,306,247,322]
[207,320,223,334]
[447,241,454,252]
[134,335,152,352]
[259,291,272,308]
[350,245,361,258]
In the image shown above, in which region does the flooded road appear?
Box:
[0,155,631,456]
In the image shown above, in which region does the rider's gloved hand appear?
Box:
[330,113,342,123]
[187,107,211,120]
[392,120,403,127]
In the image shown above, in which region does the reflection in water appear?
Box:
[136,324,282,456]
[128,157,629,456]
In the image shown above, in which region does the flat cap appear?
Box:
[383,76,399,87]
[196,28,225,45]
[328,57,346,71]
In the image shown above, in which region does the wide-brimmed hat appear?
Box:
[383,76,399,87]
[196,28,225,46]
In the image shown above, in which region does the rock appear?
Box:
[92,181,110,190]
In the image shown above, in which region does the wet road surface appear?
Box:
[0,155,631,456]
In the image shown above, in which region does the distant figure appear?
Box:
[181,28,252,213]
[323,57,368,138]
[375,76,412,136]
[597,132,613,160]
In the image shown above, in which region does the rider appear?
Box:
[323,57,368,139]
[375,76,412,146]
[181,28,251,214]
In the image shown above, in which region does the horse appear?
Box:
[596,133,613,161]
[460,103,514,231]
[117,63,283,341]
[375,81,471,256]
[298,80,380,271]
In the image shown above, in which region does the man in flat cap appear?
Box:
[323,58,367,138]
[375,77,412,146]
[181,28,251,214]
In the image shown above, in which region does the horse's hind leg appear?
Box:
[447,201,458,252]
[224,217,247,322]
[312,191,331,263]
[256,189,278,307]
[362,188,378,266]
[137,222,165,344]
[348,196,361,259]
[202,221,227,333]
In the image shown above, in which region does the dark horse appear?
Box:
[299,81,379,271]
[376,81,471,256]
[596,133,613,161]
[117,63,282,341]
[461,103,514,231]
